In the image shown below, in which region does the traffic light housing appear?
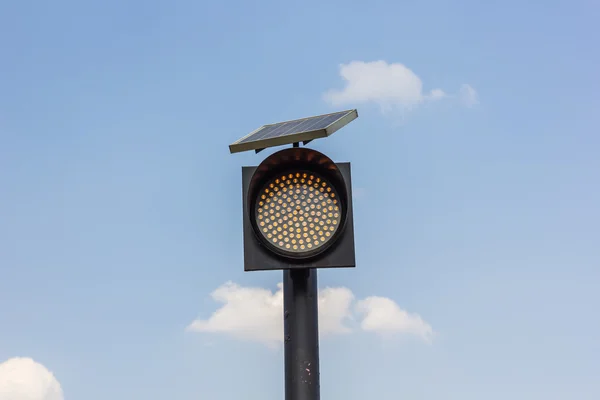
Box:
[241,147,356,271]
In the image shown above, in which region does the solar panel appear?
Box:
[229,109,358,154]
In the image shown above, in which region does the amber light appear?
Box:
[255,171,341,254]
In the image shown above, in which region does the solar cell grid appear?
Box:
[238,111,347,144]
[229,109,358,154]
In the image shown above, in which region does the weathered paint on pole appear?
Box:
[283,268,320,400]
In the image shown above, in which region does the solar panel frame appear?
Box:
[229,109,358,154]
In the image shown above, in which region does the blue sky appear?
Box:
[1,0,599,399]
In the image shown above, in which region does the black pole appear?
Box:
[283,268,320,400]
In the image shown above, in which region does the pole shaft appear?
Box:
[283,268,320,400]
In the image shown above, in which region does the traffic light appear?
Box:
[241,147,355,271]
[230,109,359,400]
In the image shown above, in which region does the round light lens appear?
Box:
[255,171,342,255]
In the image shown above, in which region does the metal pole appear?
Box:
[283,268,320,400]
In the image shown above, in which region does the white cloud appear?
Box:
[187,282,354,346]
[459,83,479,107]
[356,296,433,342]
[429,88,447,100]
[317,286,354,335]
[0,358,64,400]
[188,282,432,346]
[323,60,477,113]
[187,282,284,345]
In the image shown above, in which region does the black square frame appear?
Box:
[242,162,356,271]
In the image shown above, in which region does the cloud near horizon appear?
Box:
[356,296,434,342]
[187,281,433,346]
[0,357,64,400]
[323,60,478,113]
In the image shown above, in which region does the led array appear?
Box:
[255,172,341,253]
